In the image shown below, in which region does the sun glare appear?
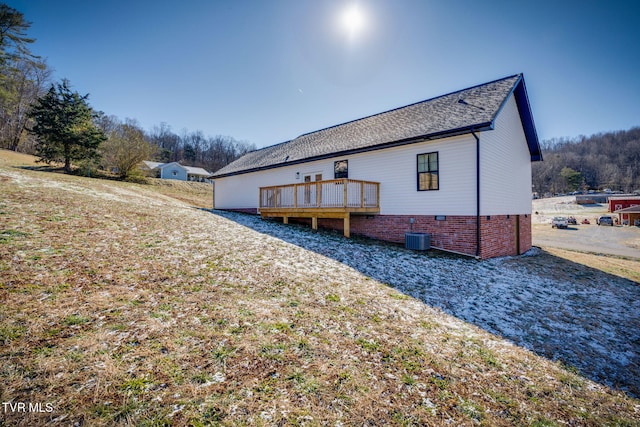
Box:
[340,4,366,39]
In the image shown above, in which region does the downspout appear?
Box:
[211,180,215,210]
[471,130,481,258]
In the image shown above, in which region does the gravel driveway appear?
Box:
[533,223,640,259]
[532,196,640,259]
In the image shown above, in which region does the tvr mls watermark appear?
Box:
[2,401,54,413]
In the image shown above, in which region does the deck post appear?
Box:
[343,179,348,207]
[343,214,350,238]
[258,180,379,238]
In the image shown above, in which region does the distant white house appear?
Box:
[210,74,543,259]
[141,161,211,182]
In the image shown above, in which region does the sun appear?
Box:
[340,4,366,38]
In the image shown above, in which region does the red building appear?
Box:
[609,196,640,225]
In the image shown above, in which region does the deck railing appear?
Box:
[259,179,380,210]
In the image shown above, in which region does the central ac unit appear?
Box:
[405,232,430,251]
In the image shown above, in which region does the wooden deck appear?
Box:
[259,179,380,237]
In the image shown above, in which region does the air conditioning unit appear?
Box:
[405,232,430,251]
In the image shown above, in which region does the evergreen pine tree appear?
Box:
[0,3,37,63]
[29,79,106,173]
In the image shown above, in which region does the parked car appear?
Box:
[596,215,614,226]
[567,216,577,225]
[552,216,569,229]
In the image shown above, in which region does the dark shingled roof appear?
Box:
[213,74,541,178]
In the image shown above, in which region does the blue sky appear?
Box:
[7,0,640,148]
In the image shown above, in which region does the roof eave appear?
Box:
[159,162,187,170]
[513,76,543,162]
[211,123,494,179]
[486,74,542,162]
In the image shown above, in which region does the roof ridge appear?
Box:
[212,73,539,178]
[295,74,521,140]
[242,138,293,155]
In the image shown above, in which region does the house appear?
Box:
[211,74,542,259]
[141,160,164,171]
[141,161,212,182]
[609,196,640,225]
[140,161,164,177]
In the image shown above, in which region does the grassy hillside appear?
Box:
[0,149,213,208]
[1,152,639,426]
[0,149,43,167]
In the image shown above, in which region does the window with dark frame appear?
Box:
[334,160,348,179]
[417,152,439,191]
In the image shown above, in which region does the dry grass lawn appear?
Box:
[1,150,639,426]
[145,178,213,209]
[0,149,44,167]
[542,247,640,283]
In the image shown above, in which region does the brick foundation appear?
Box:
[296,214,532,258]
[346,215,480,256]
[479,214,532,258]
[222,209,532,259]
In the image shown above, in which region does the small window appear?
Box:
[417,152,439,191]
[334,160,348,179]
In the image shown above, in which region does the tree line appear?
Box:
[3,4,638,187]
[533,127,640,196]
[0,4,254,180]
[95,116,256,179]
[0,3,51,153]
[144,123,255,175]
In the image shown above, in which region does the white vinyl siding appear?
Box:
[346,135,476,215]
[160,164,188,181]
[214,163,334,209]
[215,104,533,217]
[480,95,532,215]
[214,133,478,215]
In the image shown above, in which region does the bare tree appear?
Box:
[148,122,180,162]
[0,4,51,151]
[0,57,51,151]
[533,127,640,194]
[101,118,157,180]
[146,125,255,173]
